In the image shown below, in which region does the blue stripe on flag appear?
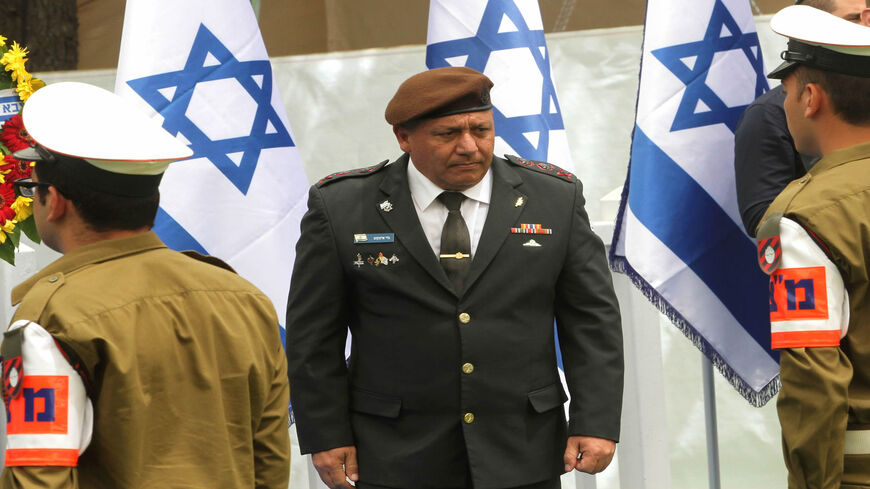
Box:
[628,127,775,361]
[153,207,209,254]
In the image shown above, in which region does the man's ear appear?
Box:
[44,186,68,222]
[802,83,824,119]
[393,125,412,153]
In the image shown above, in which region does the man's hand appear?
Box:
[312,445,359,489]
[563,436,616,474]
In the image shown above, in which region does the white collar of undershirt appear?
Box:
[407,157,493,212]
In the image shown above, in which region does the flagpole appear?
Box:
[702,355,721,489]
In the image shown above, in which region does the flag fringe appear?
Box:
[610,254,780,407]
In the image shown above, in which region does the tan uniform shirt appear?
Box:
[1,232,290,489]
[761,142,870,489]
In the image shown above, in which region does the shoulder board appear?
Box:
[181,250,237,274]
[317,160,390,187]
[504,155,575,182]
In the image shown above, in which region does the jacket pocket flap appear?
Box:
[350,389,402,418]
[528,383,568,413]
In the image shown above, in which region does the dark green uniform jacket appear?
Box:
[287,154,623,489]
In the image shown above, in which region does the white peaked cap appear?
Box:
[21,81,193,175]
[770,5,870,54]
[768,5,870,79]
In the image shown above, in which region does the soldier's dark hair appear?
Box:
[33,160,160,232]
[794,65,870,125]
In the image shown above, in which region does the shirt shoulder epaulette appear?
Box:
[181,250,237,274]
[504,154,575,182]
[317,160,390,187]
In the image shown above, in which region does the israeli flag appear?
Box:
[114,0,308,352]
[426,0,574,170]
[611,0,779,405]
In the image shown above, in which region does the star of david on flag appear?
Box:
[610,0,780,406]
[115,0,309,353]
[426,0,574,169]
[126,24,294,195]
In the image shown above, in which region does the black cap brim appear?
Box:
[767,59,799,79]
[12,146,50,162]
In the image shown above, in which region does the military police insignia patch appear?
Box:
[756,212,783,275]
[758,236,781,275]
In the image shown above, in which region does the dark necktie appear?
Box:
[437,191,471,292]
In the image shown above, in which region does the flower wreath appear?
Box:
[0,35,44,265]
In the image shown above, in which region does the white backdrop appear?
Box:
[28,15,790,489]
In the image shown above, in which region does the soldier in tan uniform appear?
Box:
[756,6,870,489]
[0,82,290,488]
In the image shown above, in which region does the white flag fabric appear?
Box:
[426,0,574,170]
[611,0,779,405]
[114,0,309,355]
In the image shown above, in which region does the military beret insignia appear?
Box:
[317,160,389,187]
[505,154,574,182]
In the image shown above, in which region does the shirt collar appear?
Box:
[810,141,870,175]
[12,231,167,305]
[407,157,493,211]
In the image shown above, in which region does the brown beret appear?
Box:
[385,67,494,126]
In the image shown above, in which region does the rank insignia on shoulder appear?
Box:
[756,212,783,275]
[504,154,574,182]
[317,160,389,187]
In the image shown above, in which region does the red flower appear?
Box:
[1,154,32,183]
[0,182,17,224]
[0,115,33,153]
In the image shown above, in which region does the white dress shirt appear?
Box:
[407,158,492,257]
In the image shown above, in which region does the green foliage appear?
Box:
[0,236,15,265]
[19,216,39,244]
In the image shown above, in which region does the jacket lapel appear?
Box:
[464,158,525,294]
[378,154,456,294]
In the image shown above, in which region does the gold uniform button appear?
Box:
[459,313,471,324]
[48,276,59,283]
[799,176,809,183]
[464,412,475,424]
[462,363,474,374]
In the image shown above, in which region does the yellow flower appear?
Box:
[0,229,6,244]
[1,218,15,234]
[0,35,6,48]
[15,74,33,101]
[31,77,45,92]
[1,42,28,81]
[11,196,32,222]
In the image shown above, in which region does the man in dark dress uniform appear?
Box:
[287,67,623,489]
